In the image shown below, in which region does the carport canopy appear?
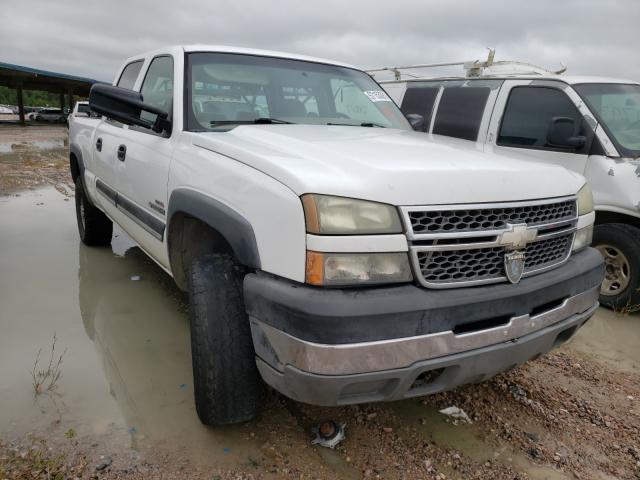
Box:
[0,61,99,123]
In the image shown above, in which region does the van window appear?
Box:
[400,86,439,132]
[433,87,490,141]
[139,56,174,123]
[498,87,585,151]
[116,61,143,89]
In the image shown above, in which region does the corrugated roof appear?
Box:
[0,61,99,84]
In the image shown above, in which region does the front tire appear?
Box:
[74,178,113,246]
[593,223,640,310]
[188,254,264,425]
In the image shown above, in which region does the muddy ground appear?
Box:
[0,125,638,480]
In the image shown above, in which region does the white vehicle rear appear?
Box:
[373,53,640,308]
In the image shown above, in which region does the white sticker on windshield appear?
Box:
[363,90,392,102]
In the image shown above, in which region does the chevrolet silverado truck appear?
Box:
[372,53,639,309]
[69,45,604,426]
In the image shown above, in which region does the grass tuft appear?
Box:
[31,333,67,395]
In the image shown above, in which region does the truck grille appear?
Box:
[402,197,578,288]
[408,199,576,235]
[416,233,573,285]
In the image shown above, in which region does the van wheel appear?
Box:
[188,254,264,425]
[75,179,113,246]
[593,224,640,310]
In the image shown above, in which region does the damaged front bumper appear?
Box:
[244,248,604,406]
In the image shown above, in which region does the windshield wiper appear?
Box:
[210,117,293,126]
[326,122,387,128]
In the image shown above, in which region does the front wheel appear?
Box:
[188,254,264,425]
[593,223,640,310]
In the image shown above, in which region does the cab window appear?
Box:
[139,56,174,123]
[400,85,439,132]
[498,87,587,152]
[116,60,143,89]
[433,86,491,141]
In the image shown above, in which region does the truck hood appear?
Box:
[191,125,584,205]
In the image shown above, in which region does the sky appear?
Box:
[2,0,638,83]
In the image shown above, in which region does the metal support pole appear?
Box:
[17,85,25,125]
[68,89,75,113]
[59,93,65,112]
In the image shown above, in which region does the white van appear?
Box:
[373,55,640,309]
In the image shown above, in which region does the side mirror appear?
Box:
[546,117,586,149]
[405,113,425,131]
[89,84,171,134]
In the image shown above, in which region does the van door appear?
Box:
[487,80,593,174]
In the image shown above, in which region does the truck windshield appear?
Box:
[185,52,410,131]
[574,83,640,158]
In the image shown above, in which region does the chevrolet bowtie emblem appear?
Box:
[498,223,538,250]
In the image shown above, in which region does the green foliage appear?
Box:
[0,86,79,108]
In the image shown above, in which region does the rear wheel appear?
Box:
[188,253,264,425]
[74,178,113,246]
[593,223,640,310]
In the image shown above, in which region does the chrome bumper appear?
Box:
[250,286,599,376]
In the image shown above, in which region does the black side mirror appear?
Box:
[546,117,586,149]
[89,84,171,134]
[405,113,425,131]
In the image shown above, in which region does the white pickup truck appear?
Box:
[69,45,603,426]
[374,57,640,309]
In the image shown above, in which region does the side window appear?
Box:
[433,87,490,141]
[116,61,143,89]
[400,86,439,132]
[139,56,174,123]
[498,87,584,151]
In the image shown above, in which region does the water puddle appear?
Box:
[0,138,67,153]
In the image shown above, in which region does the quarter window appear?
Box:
[498,87,585,151]
[433,87,490,141]
[116,60,143,89]
[139,56,174,123]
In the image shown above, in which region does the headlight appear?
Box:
[302,194,402,235]
[577,184,594,216]
[572,225,593,252]
[306,251,412,286]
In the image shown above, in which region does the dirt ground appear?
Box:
[0,125,638,480]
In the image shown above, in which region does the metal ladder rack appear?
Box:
[366,49,567,80]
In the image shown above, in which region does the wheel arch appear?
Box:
[166,188,261,291]
[594,209,640,230]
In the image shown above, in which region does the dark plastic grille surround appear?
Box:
[409,200,576,235]
[417,233,573,284]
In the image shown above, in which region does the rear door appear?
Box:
[92,59,144,211]
[486,80,593,174]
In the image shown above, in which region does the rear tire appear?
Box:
[188,254,264,425]
[74,178,113,246]
[593,223,640,310]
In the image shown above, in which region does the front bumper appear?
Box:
[245,248,604,406]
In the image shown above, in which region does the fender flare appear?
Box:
[69,143,96,206]
[167,188,261,269]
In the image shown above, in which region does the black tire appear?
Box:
[593,223,640,309]
[74,178,113,246]
[188,254,264,425]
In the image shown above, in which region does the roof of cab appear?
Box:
[124,45,358,70]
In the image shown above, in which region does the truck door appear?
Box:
[91,60,144,214]
[109,54,176,268]
[486,80,593,174]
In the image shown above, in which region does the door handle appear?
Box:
[117,144,127,162]
[95,138,102,152]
